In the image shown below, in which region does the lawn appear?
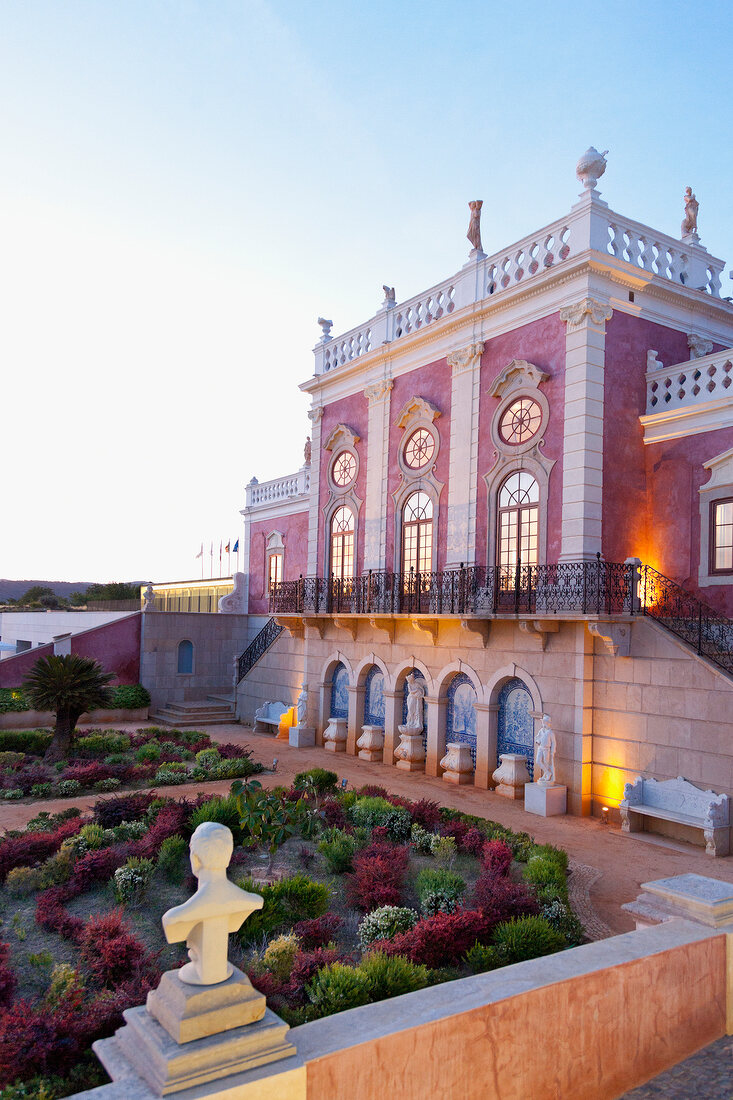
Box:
[0,760,584,1099]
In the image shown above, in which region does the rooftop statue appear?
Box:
[162,822,263,986]
[682,186,699,237]
[317,316,333,341]
[382,285,396,305]
[467,199,483,252]
[303,436,312,465]
[576,146,608,191]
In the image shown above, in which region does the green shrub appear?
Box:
[294,768,338,795]
[75,731,130,757]
[136,742,161,764]
[2,788,23,800]
[44,962,85,1008]
[157,834,188,880]
[154,763,188,785]
[189,795,243,841]
[56,779,82,797]
[0,688,30,714]
[112,819,148,841]
[357,905,418,948]
[261,933,301,980]
[113,856,155,904]
[358,951,431,1000]
[523,855,568,899]
[237,874,330,940]
[429,835,456,865]
[209,758,260,780]
[350,795,394,830]
[180,729,211,746]
[38,850,74,887]
[195,747,221,770]
[104,753,129,765]
[318,829,357,874]
[95,777,121,792]
[541,900,585,945]
[416,868,465,916]
[0,729,51,754]
[306,962,372,1016]
[410,822,435,853]
[111,684,151,709]
[491,916,565,963]
[0,751,25,769]
[464,942,505,974]
[30,783,52,799]
[530,843,569,872]
[6,866,43,896]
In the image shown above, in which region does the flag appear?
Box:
[195,543,203,559]
[225,541,230,553]
[232,539,239,553]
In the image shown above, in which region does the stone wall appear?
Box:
[236,628,305,724]
[141,612,250,708]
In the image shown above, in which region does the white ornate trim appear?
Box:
[489,358,549,399]
[688,332,714,360]
[308,405,324,423]
[395,395,441,430]
[447,342,484,376]
[698,445,733,588]
[323,423,360,451]
[559,297,613,331]
[364,378,393,404]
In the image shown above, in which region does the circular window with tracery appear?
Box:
[499,397,542,446]
[404,428,435,470]
[332,450,356,487]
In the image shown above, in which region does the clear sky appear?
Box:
[1,0,731,584]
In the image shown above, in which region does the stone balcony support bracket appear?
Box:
[460,618,491,647]
[587,619,632,657]
[412,618,439,645]
[518,619,560,650]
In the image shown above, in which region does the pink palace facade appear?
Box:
[236,150,733,821]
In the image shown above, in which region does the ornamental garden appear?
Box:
[0,737,582,1099]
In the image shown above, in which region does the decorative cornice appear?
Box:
[395,395,441,429]
[364,379,393,405]
[308,406,324,423]
[323,423,360,451]
[489,359,549,399]
[559,297,613,331]
[688,332,714,359]
[447,342,484,376]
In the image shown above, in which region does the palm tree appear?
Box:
[23,654,114,763]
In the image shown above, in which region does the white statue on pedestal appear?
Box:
[143,583,156,611]
[405,672,426,731]
[296,686,308,724]
[162,823,263,986]
[534,714,556,786]
[682,186,699,237]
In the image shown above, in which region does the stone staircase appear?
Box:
[148,695,238,727]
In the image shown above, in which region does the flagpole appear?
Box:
[200,543,204,580]
[210,541,213,580]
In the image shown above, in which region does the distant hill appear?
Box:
[0,579,96,602]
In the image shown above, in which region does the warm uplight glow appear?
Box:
[601,806,610,826]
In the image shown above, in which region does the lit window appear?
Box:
[711,498,733,573]
[402,491,433,574]
[268,552,283,590]
[498,472,539,573]
[404,428,435,470]
[330,506,355,580]
[499,397,542,446]
[332,451,357,487]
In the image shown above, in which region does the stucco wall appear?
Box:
[0,614,141,687]
[236,628,305,724]
[318,392,369,576]
[247,510,309,615]
[141,612,250,708]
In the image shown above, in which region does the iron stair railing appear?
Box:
[236,617,283,683]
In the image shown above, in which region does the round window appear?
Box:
[498,397,542,446]
[404,428,435,470]
[332,450,356,487]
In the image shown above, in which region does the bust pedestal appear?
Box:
[357,725,384,762]
[288,725,315,748]
[440,742,474,784]
[323,717,347,752]
[491,753,531,800]
[524,782,567,817]
[394,725,426,772]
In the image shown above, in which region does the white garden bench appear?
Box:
[620,775,730,857]
[253,700,290,732]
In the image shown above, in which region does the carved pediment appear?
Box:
[700,446,733,495]
[395,396,441,430]
[323,423,361,451]
[489,359,549,399]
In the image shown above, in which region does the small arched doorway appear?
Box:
[330,662,349,719]
[177,639,194,674]
[497,677,534,778]
[446,672,477,767]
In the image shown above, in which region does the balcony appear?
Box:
[245,467,310,511]
[642,347,733,442]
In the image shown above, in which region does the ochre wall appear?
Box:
[247,510,309,615]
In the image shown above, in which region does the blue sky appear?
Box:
[1,0,731,582]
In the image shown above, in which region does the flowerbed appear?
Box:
[0,770,584,1098]
[0,726,262,801]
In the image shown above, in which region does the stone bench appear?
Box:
[620,775,730,856]
[253,701,290,733]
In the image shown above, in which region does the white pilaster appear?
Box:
[362,379,393,572]
[306,406,324,577]
[558,299,612,562]
[445,343,484,566]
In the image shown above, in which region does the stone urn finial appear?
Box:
[317,316,333,342]
[576,146,609,191]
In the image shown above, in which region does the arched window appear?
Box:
[177,640,194,675]
[330,662,349,718]
[402,491,433,574]
[497,471,539,571]
[363,666,385,726]
[330,506,355,580]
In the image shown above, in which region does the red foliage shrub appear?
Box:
[373,908,493,968]
[471,873,539,927]
[16,765,52,795]
[321,798,347,829]
[408,799,442,829]
[93,791,154,828]
[289,946,343,992]
[62,762,113,787]
[217,742,253,760]
[0,999,62,1086]
[132,802,187,859]
[355,784,389,799]
[73,845,130,892]
[346,842,409,912]
[35,885,85,941]
[292,912,343,950]
[438,818,471,847]
[0,942,16,1008]
[281,787,302,802]
[481,839,513,877]
[461,826,487,857]
[370,825,390,843]
[79,910,151,986]
[0,817,82,880]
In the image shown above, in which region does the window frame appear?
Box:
[709,496,733,576]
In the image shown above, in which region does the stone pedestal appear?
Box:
[322,717,347,752]
[621,873,733,932]
[491,753,531,800]
[146,968,265,1045]
[357,725,384,762]
[525,782,567,817]
[439,742,474,785]
[394,725,426,772]
[288,726,315,748]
